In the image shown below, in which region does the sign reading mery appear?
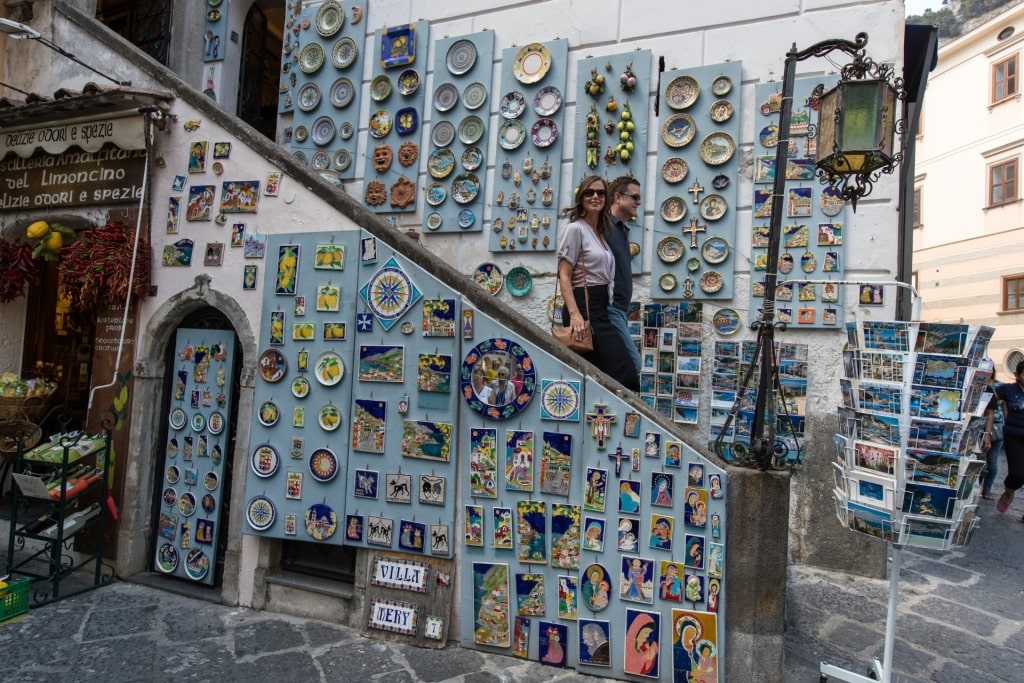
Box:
[371,556,429,593]
[368,597,419,635]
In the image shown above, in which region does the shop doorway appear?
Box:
[237,1,284,141]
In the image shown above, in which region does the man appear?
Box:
[605,175,643,374]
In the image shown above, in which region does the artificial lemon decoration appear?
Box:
[45,231,63,251]
[26,220,49,239]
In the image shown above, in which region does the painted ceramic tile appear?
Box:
[345,515,363,542]
[430,524,450,554]
[398,519,425,552]
[624,608,661,677]
[515,573,546,616]
[651,472,675,507]
[401,420,451,462]
[212,142,231,158]
[188,141,207,173]
[361,236,377,264]
[268,311,285,345]
[186,185,214,221]
[317,283,341,311]
[322,322,346,340]
[538,621,567,668]
[493,506,514,550]
[296,350,308,372]
[618,479,642,514]
[684,487,709,527]
[314,243,346,270]
[166,197,180,234]
[550,504,581,570]
[659,560,686,602]
[422,298,457,337]
[786,186,812,217]
[539,379,581,421]
[358,344,405,382]
[516,500,547,564]
[275,244,299,295]
[219,180,260,213]
[465,505,484,546]
[671,609,719,683]
[539,432,571,496]
[286,471,302,500]
[580,563,612,612]
[359,256,422,332]
[619,555,655,604]
[229,222,245,247]
[467,427,497,497]
[366,516,393,547]
[284,514,296,535]
[582,517,605,553]
[684,534,706,570]
[265,172,281,196]
[649,514,674,551]
[417,353,452,393]
[386,473,412,504]
[617,517,640,552]
[243,231,266,258]
[818,221,843,246]
[472,563,510,647]
[557,575,578,620]
[505,430,534,492]
[707,578,721,613]
[583,467,608,512]
[292,322,314,341]
[162,239,194,266]
[513,617,531,658]
[585,403,617,449]
[351,399,386,453]
[578,618,611,667]
[353,469,379,499]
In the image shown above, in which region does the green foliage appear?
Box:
[908,0,1015,39]
[908,7,961,38]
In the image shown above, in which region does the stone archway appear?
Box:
[116,275,257,605]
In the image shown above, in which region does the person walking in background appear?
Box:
[604,175,643,374]
[556,175,640,390]
[993,359,1024,518]
[980,359,1004,500]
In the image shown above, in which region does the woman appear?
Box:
[556,175,640,390]
[993,359,1024,517]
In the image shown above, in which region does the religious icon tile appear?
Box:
[619,555,655,604]
[623,608,661,677]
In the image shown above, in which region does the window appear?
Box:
[1004,274,1024,312]
[912,187,922,227]
[992,54,1018,103]
[989,159,1018,206]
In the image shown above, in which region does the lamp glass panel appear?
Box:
[839,81,881,151]
[815,87,838,167]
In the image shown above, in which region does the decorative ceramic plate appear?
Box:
[212,161,224,175]
[338,121,354,140]
[656,235,685,263]
[700,270,725,293]
[202,493,216,514]
[315,1,344,37]
[166,465,180,483]
[801,251,817,273]
[700,132,736,166]
[665,75,699,110]
[659,273,678,292]
[820,186,845,217]
[426,212,443,230]
[661,113,696,148]
[298,42,325,74]
[687,256,701,272]
[309,447,339,482]
[331,36,358,69]
[162,486,177,507]
[499,90,527,119]
[380,24,415,69]
[311,116,335,145]
[458,209,476,228]
[258,400,280,427]
[370,74,392,101]
[157,543,178,573]
[701,236,730,264]
[498,120,526,150]
[189,412,204,433]
[314,351,344,386]
[184,548,209,581]
[428,148,455,179]
[712,308,741,335]
[779,252,794,274]
[293,150,307,165]
[433,82,459,112]
[531,118,558,147]
[711,75,733,96]
[204,471,219,492]
[463,82,487,110]
[400,321,415,334]
[291,376,310,399]
[461,146,483,171]
[246,495,276,531]
[296,82,321,112]
[333,149,351,171]
[169,407,186,430]
[251,444,280,478]
[179,491,197,517]
[368,110,392,138]
[710,99,734,123]
[311,152,330,170]
[431,120,456,147]
[506,266,533,297]
[305,503,338,541]
[661,157,688,184]
[473,263,504,295]
[458,115,484,145]
[660,196,687,223]
[540,379,579,420]
[759,124,779,148]
[426,182,447,206]
[446,39,477,75]
[395,107,418,135]
[699,193,728,221]
[712,174,730,190]
[294,125,308,143]
[512,43,552,84]
[533,86,563,116]
[318,404,342,431]
[451,173,480,204]
[258,349,286,382]
[397,68,420,96]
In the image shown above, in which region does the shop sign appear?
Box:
[370,556,429,593]
[367,597,419,635]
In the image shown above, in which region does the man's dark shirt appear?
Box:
[607,213,633,313]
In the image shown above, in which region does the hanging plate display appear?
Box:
[426,212,443,230]
[433,82,459,112]
[451,173,480,204]
[370,74,392,101]
[711,75,733,96]
[712,308,741,335]
[312,152,331,170]
[512,43,552,84]
[463,82,487,110]
[305,503,338,541]
[661,113,696,148]
[380,24,416,69]
[258,349,286,383]
[533,86,563,116]
[660,196,687,223]
[251,443,280,478]
[311,116,335,145]
[331,36,358,69]
[699,193,728,221]
[458,115,484,145]
[699,132,736,166]
[178,491,197,517]
[204,471,219,491]
[659,273,678,292]
[298,43,325,74]
[686,257,701,272]
[656,235,685,263]
[339,121,354,140]
[759,124,779,148]
[426,182,447,206]
[710,99,734,123]
[431,120,456,148]
[296,82,321,112]
[820,186,845,216]
[202,493,216,514]
[458,209,476,228]
[530,118,558,147]
[246,495,276,531]
[428,148,456,179]
[293,151,307,165]
[461,146,483,171]
[712,174,730,190]
[701,236,731,264]
[473,263,504,295]
[156,543,178,573]
[334,149,352,171]
[506,266,533,297]
[700,270,725,294]
[397,68,420,96]
[309,447,339,482]
[499,90,527,119]
[318,403,342,431]
[162,486,177,507]
[169,408,187,431]
[665,75,699,110]
[291,376,310,398]
[166,465,180,483]
[314,351,345,386]
[191,412,206,432]
[258,400,280,427]
[315,1,344,37]
[801,251,817,273]
[395,107,418,135]
[446,39,478,75]
[184,548,210,581]
[368,110,392,138]
[661,157,688,184]
[294,125,308,143]
[498,120,526,150]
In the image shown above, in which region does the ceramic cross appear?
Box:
[688,180,705,204]
[586,403,617,450]
[609,445,630,477]
[683,218,706,249]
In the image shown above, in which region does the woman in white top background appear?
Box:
[556,175,640,391]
